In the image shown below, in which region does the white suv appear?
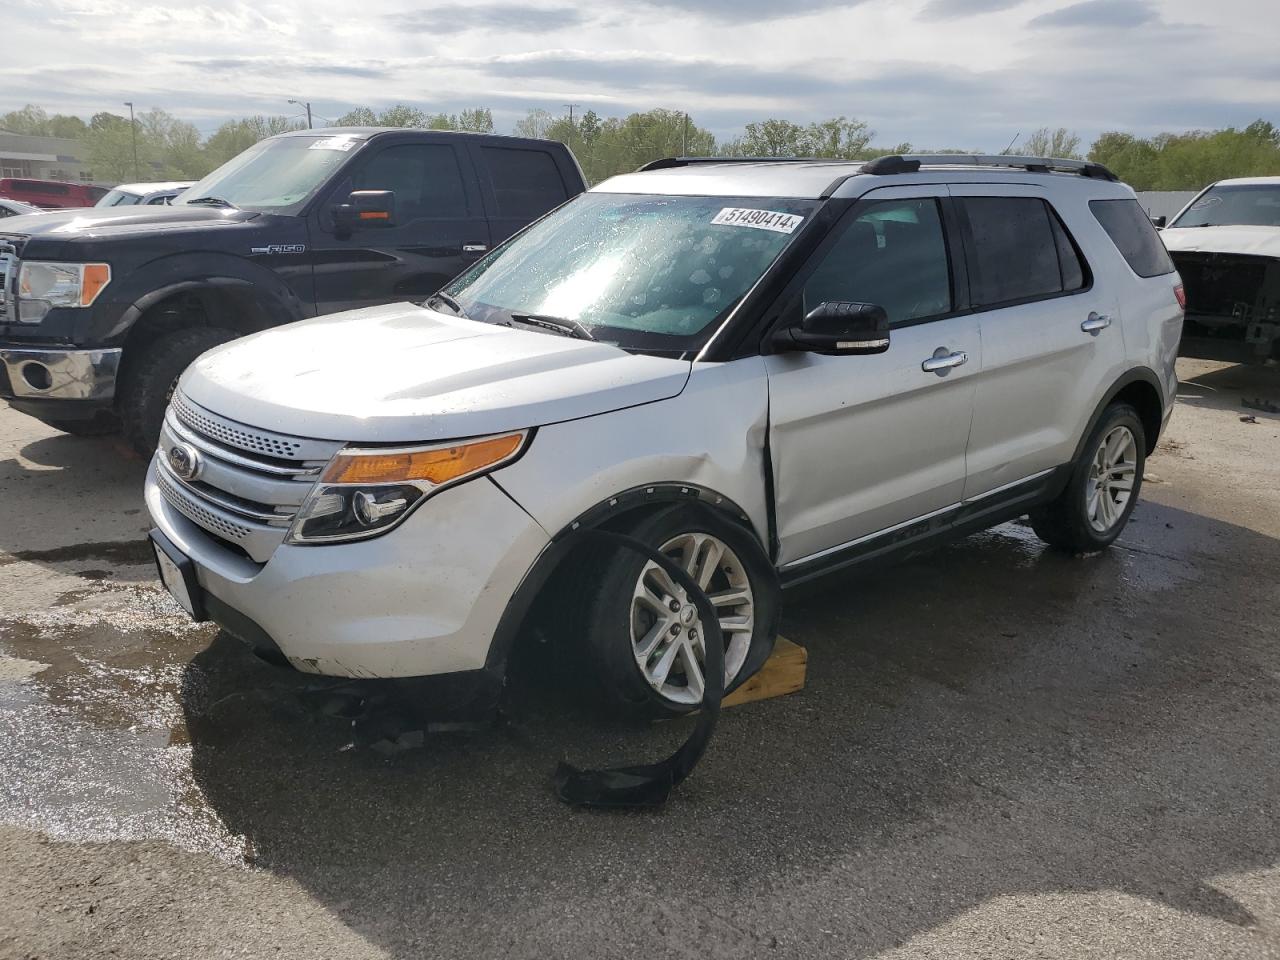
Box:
[145,154,1184,717]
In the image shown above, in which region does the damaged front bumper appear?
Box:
[145,456,551,678]
[1171,251,1280,362]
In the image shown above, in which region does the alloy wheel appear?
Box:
[629,532,754,706]
[1087,424,1138,533]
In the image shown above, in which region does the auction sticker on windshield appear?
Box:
[712,208,804,234]
[308,136,360,152]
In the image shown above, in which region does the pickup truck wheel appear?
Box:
[118,328,237,456]
[1030,403,1146,554]
[578,506,778,720]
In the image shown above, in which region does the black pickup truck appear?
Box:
[0,128,586,452]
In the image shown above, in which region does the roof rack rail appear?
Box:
[637,156,815,172]
[860,154,1119,182]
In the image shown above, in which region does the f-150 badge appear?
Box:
[250,244,307,255]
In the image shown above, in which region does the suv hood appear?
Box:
[0,205,255,242]
[181,303,692,442]
[1161,225,1280,259]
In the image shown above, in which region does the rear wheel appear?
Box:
[578,506,778,719]
[1030,403,1145,554]
[118,328,237,456]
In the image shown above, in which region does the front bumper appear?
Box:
[145,456,552,679]
[0,346,121,401]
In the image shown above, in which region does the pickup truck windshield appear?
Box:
[1173,184,1280,228]
[444,193,816,353]
[173,134,362,214]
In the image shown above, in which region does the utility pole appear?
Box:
[288,99,313,129]
[564,103,578,152]
[683,112,690,156]
[123,101,139,180]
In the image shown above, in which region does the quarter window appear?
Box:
[1090,198,1176,278]
[352,144,469,219]
[803,198,952,325]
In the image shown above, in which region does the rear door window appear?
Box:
[1090,198,1176,278]
[961,197,1080,307]
[479,147,567,219]
[352,144,469,219]
[803,198,953,325]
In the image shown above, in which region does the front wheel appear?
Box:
[579,506,779,719]
[117,328,237,456]
[1030,403,1146,554]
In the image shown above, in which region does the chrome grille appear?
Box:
[157,392,343,563]
[156,467,253,543]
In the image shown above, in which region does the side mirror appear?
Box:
[333,190,396,232]
[1151,215,1167,229]
[771,301,890,356]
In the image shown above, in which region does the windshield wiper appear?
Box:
[426,291,469,318]
[509,313,595,341]
[185,196,237,209]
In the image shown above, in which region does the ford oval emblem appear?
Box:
[167,442,202,481]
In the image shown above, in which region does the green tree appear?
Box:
[203,115,304,168]
[1018,127,1083,159]
[455,108,494,133]
[514,108,554,139]
[335,107,378,126]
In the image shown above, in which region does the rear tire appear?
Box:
[576,505,779,720]
[1030,403,1145,554]
[118,328,237,456]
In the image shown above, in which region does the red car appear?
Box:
[0,178,107,209]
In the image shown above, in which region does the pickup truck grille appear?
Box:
[156,392,343,563]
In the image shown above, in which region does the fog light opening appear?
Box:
[20,362,53,391]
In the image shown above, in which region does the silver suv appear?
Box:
[145,154,1184,717]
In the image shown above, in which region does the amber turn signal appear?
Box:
[322,433,526,486]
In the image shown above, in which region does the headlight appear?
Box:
[286,431,528,544]
[16,261,111,322]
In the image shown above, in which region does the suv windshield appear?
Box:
[173,134,363,214]
[1172,183,1280,228]
[443,192,816,354]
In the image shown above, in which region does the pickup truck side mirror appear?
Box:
[771,301,890,356]
[1151,215,1167,229]
[333,190,396,233]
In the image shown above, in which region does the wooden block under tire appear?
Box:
[722,636,807,709]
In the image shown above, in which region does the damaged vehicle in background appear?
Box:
[145,154,1182,719]
[1160,177,1280,363]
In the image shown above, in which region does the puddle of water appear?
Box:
[0,582,248,864]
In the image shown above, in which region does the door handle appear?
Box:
[462,243,488,253]
[1081,312,1112,334]
[921,349,968,374]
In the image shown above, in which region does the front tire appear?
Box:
[1030,403,1145,554]
[579,506,779,719]
[118,328,237,456]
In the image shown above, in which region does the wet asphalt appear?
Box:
[1,358,1278,960]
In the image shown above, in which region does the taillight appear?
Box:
[1174,284,1186,310]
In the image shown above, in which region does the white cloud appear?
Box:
[2,0,1278,147]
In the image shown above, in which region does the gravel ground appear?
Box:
[1,358,1278,960]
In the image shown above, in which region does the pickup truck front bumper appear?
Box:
[0,346,120,421]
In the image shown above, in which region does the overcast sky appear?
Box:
[4,0,1278,149]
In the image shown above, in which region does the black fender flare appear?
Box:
[483,482,770,674]
[103,252,308,341]
[1068,365,1167,468]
